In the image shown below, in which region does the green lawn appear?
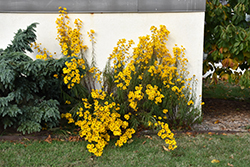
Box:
[1,133,249,167]
[1,79,249,167]
[202,78,250,101]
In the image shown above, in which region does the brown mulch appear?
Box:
[0,125,52,141]
[192,98,250,132]
[1,98,250,141]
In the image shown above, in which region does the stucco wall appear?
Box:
[0,12,205,101]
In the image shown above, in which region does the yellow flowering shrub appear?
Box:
[62,57,85,89]
[32,7,97,108]
[105,25,202,130]
[33,7,92,90]
[62,24,204,157]
[56,7,88,57]
[31,7,203,157]
[63,90,135,156]
[55,7,92,90]
[30,42,54,60]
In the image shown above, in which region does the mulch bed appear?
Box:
[192,98,250,132]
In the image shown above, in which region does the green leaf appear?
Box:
[239,32,245,41]
[239,43,244,51]
[234,41,241,47]
[232,15,237,22]
[221,32,227,40]
[238,52,244,61]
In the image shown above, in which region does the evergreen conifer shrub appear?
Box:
[0,23,67,134]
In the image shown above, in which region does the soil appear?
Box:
[1,98,250,141]
[0,124,51,141]
[192,98,250,132]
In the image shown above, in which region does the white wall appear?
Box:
[0,12,204,99]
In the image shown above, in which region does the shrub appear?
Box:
[204,0,250,83]
[239,69,250,89]
[33,7,202,156]
[104,25,202,129]
[34,7,96,111]
[59,23,202,156]
[0,23,67,134]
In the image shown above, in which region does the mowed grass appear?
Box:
[202,78,250,101]
[1,79,249,167]
[0,133,250,167]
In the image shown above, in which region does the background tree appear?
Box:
[204,0,250,87]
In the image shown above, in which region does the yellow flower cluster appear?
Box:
[148,111,176,150]
[124,114,130,120]
[145,84,165,104]
[87,29,96,42]
[33,7,92,91]
[187,100,194,105]
[61,113,75,124]
[127,84,144,111]
[62,25,203,156]
[156,121,177,150]
[67,90,135,156]
[32,42,53,60]
[109,25,186,97]
[63,58,85,89]
[133,25,170,65]
[65,100,71,104]
[163,109,168,114]
[110,39,135,90]
[115,128,135,147]
[87,66,102,85]
[106,25,196,151]
[93,70,102,84]
[91,89,106,100]
[56,7,87,57]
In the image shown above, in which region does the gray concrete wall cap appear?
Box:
[0,0,206,13]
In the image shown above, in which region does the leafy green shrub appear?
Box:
[239,70,250,89]
[204,0,250,83]
[0,23,73,134]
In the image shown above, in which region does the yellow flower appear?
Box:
[124,114,130,120]
[65,100,71,104]
[148,121,152,126]
[163,109,168,114]
[187,100,194,105]
[65,113,72,119]
[53,74,58,78]
[63,50,68,55]
[68,118,75,123]
[61,113,65,118]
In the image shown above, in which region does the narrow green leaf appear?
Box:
[234,41,241,47]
